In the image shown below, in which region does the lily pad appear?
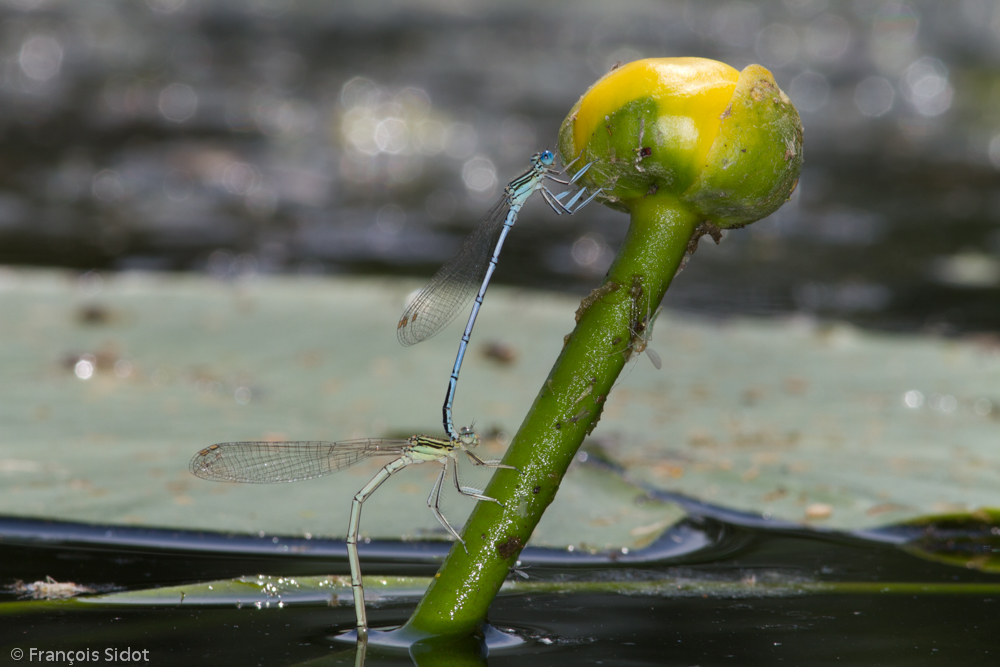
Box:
[0,268,996,546]
[598,315,1000,530]
[0,269,678,551]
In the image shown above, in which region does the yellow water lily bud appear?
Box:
[558,57,803,228]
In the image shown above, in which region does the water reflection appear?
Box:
[158,83,198,123]
[0,1,994,332]
[789,70,830,113]
[755,23,799,68]
[18,33,62,82]
[854,76,894,117]
[903,57,953,117]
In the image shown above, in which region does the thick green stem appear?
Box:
[396,194,700,642]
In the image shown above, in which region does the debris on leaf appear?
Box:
[11,576,95,600]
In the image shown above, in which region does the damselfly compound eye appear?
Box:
[459,426,479,447]
[398,152,600,439]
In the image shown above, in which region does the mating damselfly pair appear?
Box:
[189,151,602,643]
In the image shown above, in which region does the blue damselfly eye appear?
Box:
[540,150,555,165]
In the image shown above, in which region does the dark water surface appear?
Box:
[2,501,999,666]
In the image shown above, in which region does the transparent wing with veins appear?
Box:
[397,197,510,347]
[189,439,413,484]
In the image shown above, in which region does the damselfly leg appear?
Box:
[188,427,514,643]
[396,150,604,441]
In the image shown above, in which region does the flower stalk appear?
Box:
[396,57,804,645]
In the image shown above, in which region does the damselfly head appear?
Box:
[458,426,479,448]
